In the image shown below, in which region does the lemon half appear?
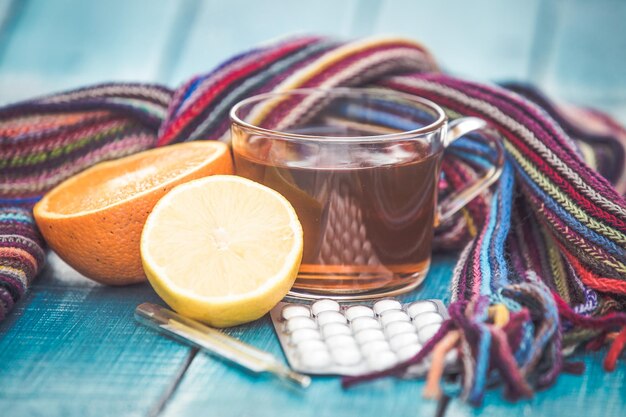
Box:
[141,175,303,327]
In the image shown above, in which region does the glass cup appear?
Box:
[230,88,503,300]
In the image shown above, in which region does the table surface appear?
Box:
[2,255,625,417]
[0,1,625,416]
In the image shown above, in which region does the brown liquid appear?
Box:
[233,146,442,297]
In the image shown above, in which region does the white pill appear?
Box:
[413,312,443,329]
[321,323,352,338]
[406,300,438,318]
[351,316,380,332]
[300,349,332,368]
[396,343,423,361]
[331,348,363,366]
[296,339,327,353]
[354,328,386,345]
[285,316,317,332]
[281,304,311,320]
[290,328,322,344]
[373,299,402,315]
[389,332,420,351]
[384,321,416,338]
[367,350,398,370]
[311,299,340,316]
[345,305,375,321]
[317,310,348,326]
[325,334,358,350]
[446,349,458,364]
[380,310,411,326]
[418,323,442,344]
[361,340,391,357]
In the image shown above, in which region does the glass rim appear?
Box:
[229,87,447,143]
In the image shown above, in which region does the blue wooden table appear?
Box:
[0,1,625,416]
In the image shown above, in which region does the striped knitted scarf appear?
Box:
[1,36,626,403]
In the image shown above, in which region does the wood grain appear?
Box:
[166,0,360,85]
[373,0,541,81]
[533,0,626,123]
[0,254,193,417]
[0,0,181,105]
[159,255,458,417]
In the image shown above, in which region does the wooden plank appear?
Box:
[0,254,192,417]
[530,0,626,123]
[373,0,541,81]
[159,255,458,417]
[166,0,360,85]
[0,0,182,105]
[0,0,21,41]
[349,0,384,37]
[446,351,626,417]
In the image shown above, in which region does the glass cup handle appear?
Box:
[437,117,505,225]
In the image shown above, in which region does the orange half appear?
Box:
[34,141,233,285]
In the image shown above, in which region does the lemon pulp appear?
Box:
[141,175,303,327]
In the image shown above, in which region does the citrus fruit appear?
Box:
[140,175,303,328]
[33,141,233,285]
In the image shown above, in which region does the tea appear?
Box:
[234,145,442,296]
[230,88,503,298]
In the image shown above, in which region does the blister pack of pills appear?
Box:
[269,298,450,377]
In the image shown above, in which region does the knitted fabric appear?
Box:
[1,36,625,402]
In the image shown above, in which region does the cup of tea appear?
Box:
[230,88,503,300]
